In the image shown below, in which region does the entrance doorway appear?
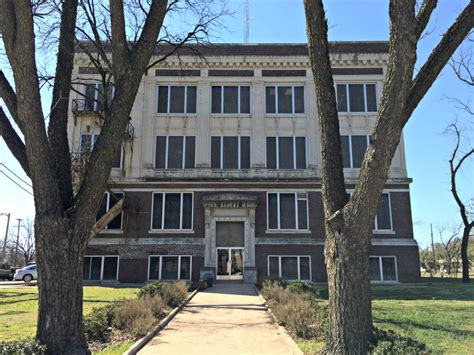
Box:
[216,248,244,280]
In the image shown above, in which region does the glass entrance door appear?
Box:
[216,248,244,280]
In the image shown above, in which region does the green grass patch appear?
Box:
[0,286,138,341]
[93,341,134,355]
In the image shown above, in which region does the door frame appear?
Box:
[216,247,244,280]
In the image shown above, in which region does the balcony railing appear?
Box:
[72,99,103,113]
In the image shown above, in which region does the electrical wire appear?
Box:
[0,162,32,187]
[0,170,33,196]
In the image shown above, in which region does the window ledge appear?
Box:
[98,230,123,234]
[155,114,197,117]
[373,230,396,235]
[148,230,195,234]
[265,230,312,234]
[265,114,306,118]
[210,114,252,117]
[370,280,399,284]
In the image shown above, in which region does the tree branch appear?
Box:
[0,108,29,176]
[0,71,22,131]
[415,0,438,40]
[90,198,123,239]
[109,0,129,74]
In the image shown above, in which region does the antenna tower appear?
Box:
[244,0,249,43]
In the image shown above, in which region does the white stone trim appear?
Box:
[88,237,205,245]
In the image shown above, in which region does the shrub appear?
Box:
[287,280,312,294]
[0,338,46,355]
[83,301,122,343]
[371,328,428,354]
[138,281,168,299]
[138,281,188,308]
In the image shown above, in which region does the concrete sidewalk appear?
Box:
[138,283,301,355]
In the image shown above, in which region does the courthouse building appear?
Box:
[68,42,421,284]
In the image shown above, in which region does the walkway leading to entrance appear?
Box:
[138,283,301,355]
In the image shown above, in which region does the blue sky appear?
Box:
[0,0,472,249]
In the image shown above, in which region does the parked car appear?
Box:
[14,264,37,282]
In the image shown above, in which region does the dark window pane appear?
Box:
[278,86,292,114]
[96,194,108,221]
[102,257,118,280]
[85,84,96,111]
[376,194,392,230]
[152,193,163,229]
[297,199,308,230]
[266,137,276,169]
[83,257,91,280]
[295,137,306,169]
[369,257,381,281]
[366,84,377,112]
[180,256,191,280]
[80,135,93,155]
[182,194,193,229]
[349,84,365,112]
[223,137,238,169]
[90,257,102,280]
[155,136,167,168]
[157,86,168,113]
[300,257,310,280]
[186,86,197,113]
[164,193,181,229]
[161,257,179,280]
[149,257,160,280]
[336,84,348,112]
[351,136,368,169]
[294,86,304,113]
[184,136,195,169]
[170,86,185,113]
[280,193,296,229]
[107,193,123,230]
[268,194,278,229]
[212,86,222,113]
[382,257,397,281]
[240,136,250,169]
[341,136,351,168]
[167,136,184,169]
[223,86,238,113]
[279,137,294,169]
[269,257,279,278]
[281,257,298,280]
[240,86,250,114]
[211,137,221,169]
[266,87,276,113]
[112,145,122,168]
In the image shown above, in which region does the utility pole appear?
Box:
[0,213,11,263]
[14,218,22,266]
[430,223,436,274]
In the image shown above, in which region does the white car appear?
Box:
[14,264,37,282]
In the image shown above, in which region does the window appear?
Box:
[340,135,369,169]
[335,83,377,112]
[267,192,308,230]
[83,256,119,281]
[80,134,122,168]
[374,193,393,231]
[211,86,250,114]
[96,192,124,230]
[148,255,192,280]
[155,136,195,169]
[266,137,306,169]
[370,256,398,282]
[82,83,114,112]
[265,86,304,114]
[210,136,250,169]
[157,85,197,114]
[151,192,193,230]
[268,256,311,280]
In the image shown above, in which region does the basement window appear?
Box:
[148,255,192,280]
[268,256,311,281]
[370,256,398,282]
[83,256,119,281]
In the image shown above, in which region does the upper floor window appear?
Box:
[374,193,392,231]
[96,192,124,230]
[151,192,193,230]
[336,83,377,113]
[211,136,250,169]
[341,135,369,169]
[80,134,122,168]
[211,86,250,114]
[155,136,195,169]
[267,192,308,231]
[157,85,197,114]
[266,137,306,169]
[265,86,304,114]
[82,83,114,112]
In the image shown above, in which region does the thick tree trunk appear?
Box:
[461,226,472,283]
[35,217,89,355]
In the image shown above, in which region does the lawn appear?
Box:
[0,286,138,341]
[298,280,474,354]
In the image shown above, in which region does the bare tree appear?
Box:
[448,122,473,282]
[303,0,473,352]
[437,225,462,276]
[18,219,36,265]
[0,0,225,353]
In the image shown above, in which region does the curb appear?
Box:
[123,289,199,355]
[254,285,304,355]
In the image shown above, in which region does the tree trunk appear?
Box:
[35,217,89,355]
[461,226,472,283]
[324,217,373,353]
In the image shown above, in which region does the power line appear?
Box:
[0,170,33,196]
[0,162,32,187]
